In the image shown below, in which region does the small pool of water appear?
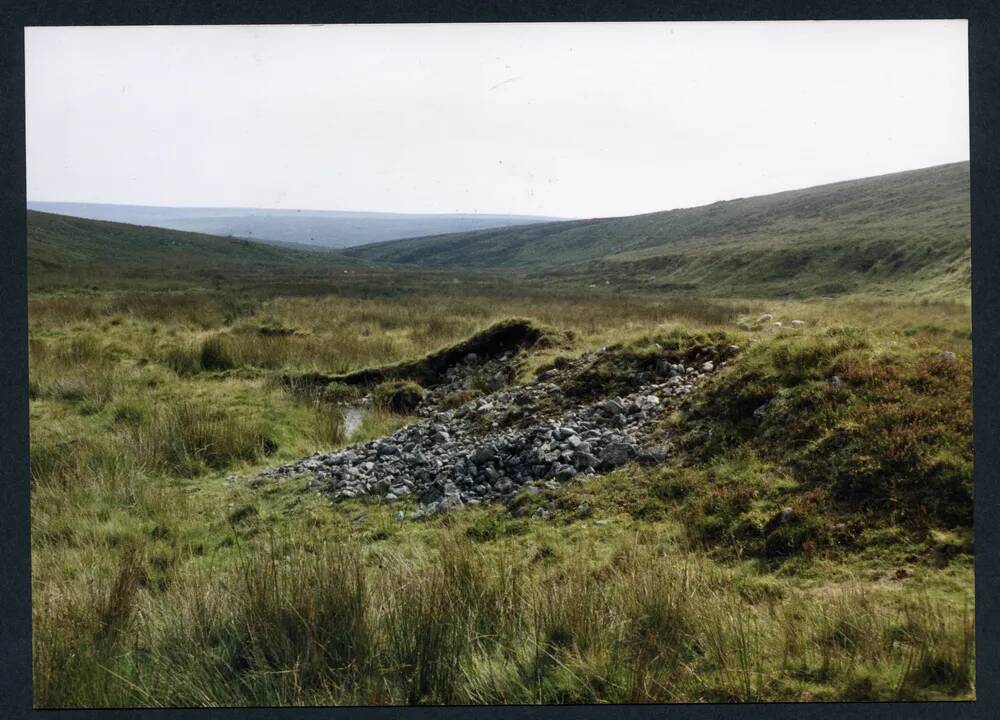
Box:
[343,406,367,439]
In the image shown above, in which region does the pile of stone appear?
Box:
[257,346,737,515]
[420,351,518,407]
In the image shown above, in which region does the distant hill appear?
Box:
[25,202,560,250]
[345,162,970,299]
[27,210,361,288]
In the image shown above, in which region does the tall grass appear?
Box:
[28,282,974,707]
[32,536,974,707]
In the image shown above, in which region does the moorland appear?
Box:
[28,162,973,706]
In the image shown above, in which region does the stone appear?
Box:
[254,338,723,514]
[472,446,497,464]
[377,443,399,457]
[637,445,669,465]
[436,495,464,513]
[600,442,632,468]
[572,451,598,469]
[555,465,577,481]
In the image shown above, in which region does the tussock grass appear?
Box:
[29,277,973,707]
[33,534,973,707]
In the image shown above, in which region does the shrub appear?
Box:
[372,380,425,414]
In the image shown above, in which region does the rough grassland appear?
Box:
[29,277,972,706]
[346,162,970,300]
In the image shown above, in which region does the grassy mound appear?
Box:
[285,318,569,391]
[372,380,426,413]
[667,328,972,559]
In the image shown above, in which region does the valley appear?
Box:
[27,163,974,706]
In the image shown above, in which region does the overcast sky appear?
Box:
[25,21,968,218]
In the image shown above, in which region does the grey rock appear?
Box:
[472,446,497,464]
[573,451,598,469]
[637,445,669,465]
[555,465,577,481]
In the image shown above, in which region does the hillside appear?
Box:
[26,202,560,250]
[346,162,970,299]
[27,210,361,288]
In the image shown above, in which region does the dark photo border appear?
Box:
[2,2,997,719]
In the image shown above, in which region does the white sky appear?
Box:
[25,21,969,218]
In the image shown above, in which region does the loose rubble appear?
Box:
[257,343,738,516]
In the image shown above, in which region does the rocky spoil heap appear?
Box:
[420,351,519,407]
[259,344,738,514]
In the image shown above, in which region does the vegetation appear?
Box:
[28,201,559,250]
[27,200,972,706]
[346,162,970,300]
[372,380,426,413]
[27,210,360,290]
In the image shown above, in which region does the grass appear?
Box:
[28,243,973,706]
[346,162,970,301]
[27,210,359,291]
[31,514,974,706]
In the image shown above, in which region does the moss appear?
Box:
[465,513,529,542]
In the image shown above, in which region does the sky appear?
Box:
[25,21,969,219]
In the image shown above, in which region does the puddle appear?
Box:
[343,406,367,439]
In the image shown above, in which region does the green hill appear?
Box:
[27,210,361,289]
[26,202,561,250]
[346,162,970,299]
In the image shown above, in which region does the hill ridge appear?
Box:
[26,201,563,250]
[27,210,360,289]
[345,161,970,299]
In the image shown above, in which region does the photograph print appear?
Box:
[25,20,973,707]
